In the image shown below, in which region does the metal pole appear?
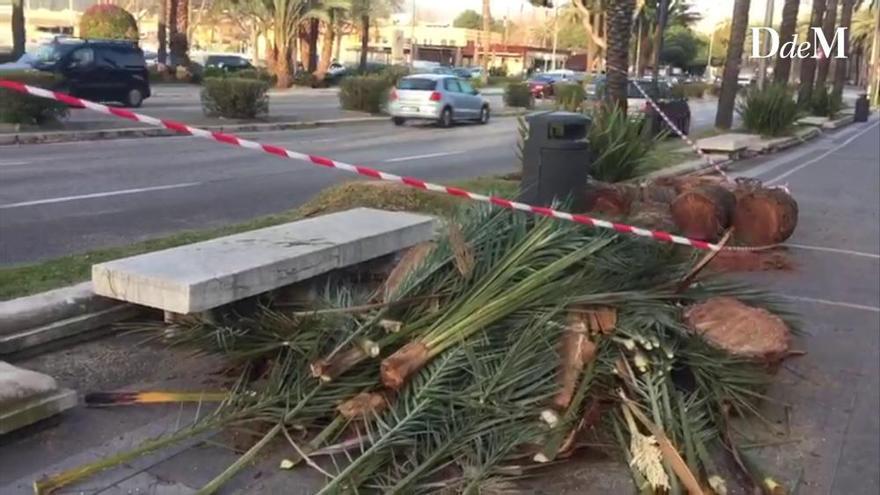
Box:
[757,0,775,89]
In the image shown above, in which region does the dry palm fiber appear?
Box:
[38,204,800,495]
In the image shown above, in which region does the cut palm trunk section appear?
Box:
[733,187,799,246]
[671,185,736,241]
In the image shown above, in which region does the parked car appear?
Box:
[26,38,151,107]
[527,74,562,98]
[202,54,254,73]
[453,67,473,79]
[591,76,691,135]
[388,74,490,127]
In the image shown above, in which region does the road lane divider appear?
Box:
[0,78,743,251]
[0,182,202,209]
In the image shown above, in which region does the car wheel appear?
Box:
[124,88,144,108]
[392,116,406,126]
[438,107,453,128]
[479,106,490,125]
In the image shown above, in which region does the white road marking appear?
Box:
[0,182,202,209]
[786,243,880,260]
[0,160,30,167]
[763,120,880,185]
[384,151,465,163]
[781,294,880,313]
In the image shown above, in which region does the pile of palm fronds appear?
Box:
[37,205,798,495]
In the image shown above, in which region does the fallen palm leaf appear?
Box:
[85,391,228,407]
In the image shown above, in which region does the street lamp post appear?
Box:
[706,25,715,80]
[551,3,559,70]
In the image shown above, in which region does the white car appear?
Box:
[388,74,490,127]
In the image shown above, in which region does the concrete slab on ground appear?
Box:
[92,208,438,314]
[0,361,76,434]
[696,133,759,155]
[797,116,830,127]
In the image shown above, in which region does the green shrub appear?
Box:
[202,67,226,79]
[504,83,533,108]
[588,106,656,182]
[737,83,800,137]
[489,75,522,87]
[79,4,138,41]
[808,86,843,118]
[489,66,508,77]
[292,71,318,87]
[554,83,586,112]
[0,71,69,125]
[235,68,275,83]
[200,77,269,119]
[339,75,390,113]
[379,65,410,86]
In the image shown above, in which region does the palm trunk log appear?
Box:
[380,341,430,390]
[733,187,799,246]
[670,185,736,241]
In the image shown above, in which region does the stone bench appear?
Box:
[92,208,437,315]
[0,361,76,434]
[696,134,760,158]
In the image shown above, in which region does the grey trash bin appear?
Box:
[854,93,870,123]
[518,111,592,211]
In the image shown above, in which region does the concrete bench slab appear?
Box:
[0,361,76,434]
[92,208,437,314]
[696,134,759,155]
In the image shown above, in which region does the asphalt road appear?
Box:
[0,118,520,264]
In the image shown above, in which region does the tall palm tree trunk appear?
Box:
[797,0,826,104]
[275,26,292,88]
[481,0,491,82]
[814,0,839,90]
[307,18,320,73]
[715,0,751,129]
[12,0,25,59]
[317,12,336,79]
[652,0,669,80]
[359,13,369,71]
[832,0,855,99]
[158,0,167,65]
[605,0,636,111]
[773,0,800,84]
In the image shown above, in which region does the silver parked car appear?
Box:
[388,74,490,127]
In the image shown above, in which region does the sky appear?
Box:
[407,0,800,35]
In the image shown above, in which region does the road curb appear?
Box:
[0,116,388,146]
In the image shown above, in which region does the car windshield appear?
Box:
[398,78,437,91]
[32,44,75,65]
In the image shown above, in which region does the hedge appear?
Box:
[79,4,138,41]
[201,77,270,119]
[0,71,69,125]
[339,75,390,113]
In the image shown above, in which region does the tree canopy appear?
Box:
[452,9,504,32]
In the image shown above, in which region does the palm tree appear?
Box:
[316,6,345,78]
[350,0,400,72]
[481,0,491,80]
[815,0,839,89]
[773,0,800,84]
[832,0,856,98]
[714,0,750,129]
[797,0,827,104]
[605,0,636,110]
[12,0,25,59]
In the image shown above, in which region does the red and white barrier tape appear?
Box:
[0,79,724,251]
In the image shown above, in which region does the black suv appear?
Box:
[30,38,151,107]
